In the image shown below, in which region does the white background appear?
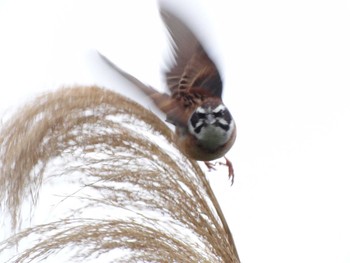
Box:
[1,0,350,262]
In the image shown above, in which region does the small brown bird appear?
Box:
[100,6,236,184]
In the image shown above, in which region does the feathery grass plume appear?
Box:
[0,86,240,262]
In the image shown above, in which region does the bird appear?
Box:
[99,5,237,184]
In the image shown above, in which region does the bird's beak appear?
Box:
[207,114,216,124]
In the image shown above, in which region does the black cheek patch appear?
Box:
[190,113,200,128]
[213,111,223,118]
[220,123,230,131]
[194,124,204,134]
[214,122,230,131]
[223,111,232,124]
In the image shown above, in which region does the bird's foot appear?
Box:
[204,157,235,185]
[218,157,234,185]
[204,161,217,171]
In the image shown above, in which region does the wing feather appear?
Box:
[98,53,174,113]
[160,7,223,98]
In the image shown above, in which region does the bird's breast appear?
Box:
[175,127,236,161]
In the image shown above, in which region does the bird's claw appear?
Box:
[204,157,235,185]
[225,157,235,185]
[204,161,217,171]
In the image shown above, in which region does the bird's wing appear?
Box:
[98,52,174,114]
[160,7,223,98]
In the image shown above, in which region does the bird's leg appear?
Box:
[204,157,235,185]
[218,157,235,185]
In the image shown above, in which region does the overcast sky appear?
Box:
[1,0,350,262]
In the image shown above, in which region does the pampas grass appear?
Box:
[0,86,239,262]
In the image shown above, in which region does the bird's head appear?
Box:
[188,101,235,150]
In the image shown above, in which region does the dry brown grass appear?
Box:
[0,86,239,262]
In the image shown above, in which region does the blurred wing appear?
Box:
[99,52,190,127]
[160,7,223,98]
[98,52,174,114]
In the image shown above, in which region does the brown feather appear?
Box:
[160,9,223,98]
[99,6,236,182]
[100,7,224,128]
[98,52,174,114]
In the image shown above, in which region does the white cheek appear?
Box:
[218,119,228,125]
[213,104,226,113]
[196,107,206,114]
[188,119,203,135]
[196,119,204,127]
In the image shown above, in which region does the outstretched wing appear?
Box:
[160,7,223,98]
[99,52,193,127]
[98,52,174,114]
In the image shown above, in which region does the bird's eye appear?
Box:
[213,110,224,118]
[197,112,206,119]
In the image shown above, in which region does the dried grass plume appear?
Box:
[0,86,239,262]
